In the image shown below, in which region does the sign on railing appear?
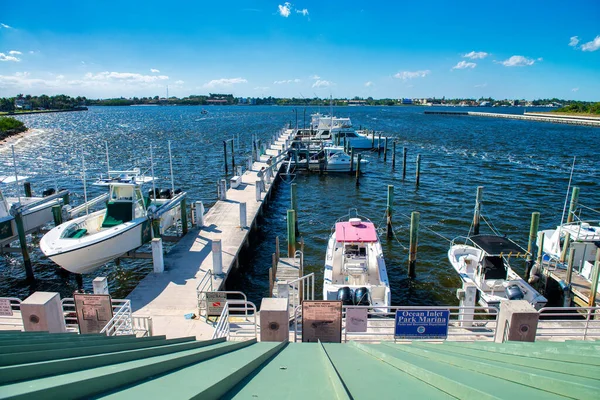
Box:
[302,300,342,343]
[394,309,450,340]
[74,293,114,334]
[0,298,13,316]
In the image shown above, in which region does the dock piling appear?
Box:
[525,212,540,281]
[291,183,299,236]
[212,239,223,276]
[180,197,188,235]
[371,131,375,149]
[402,147,407,180]
[219,179,227,201]
[588,249,600,306]
[559,233,571,263]
[152,238,164,273]
[566,187,580,223]
[392,142,396,169]
[416,155,421,187]
[386,185,393,238]
[52,204,62,226]
[566,248,575,286]
[287,210,296,257]
[384,137,388,162]
[223,141,228,175]
[239,202,247,229]
[473,186,483,235]
[378,133,382,156]
[350,148,354,173]
[14,211,33,280]
[23,182,32,197]
[408,211,420,278]
[194,201,204,228]
[230,139,235,171]
[355,154,361,186]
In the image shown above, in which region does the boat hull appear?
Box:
[0,198,60,246]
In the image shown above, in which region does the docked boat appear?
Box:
[306,114,388,149]
[539,220,600,285]
[289,145,369,173]
[0,176,63,247]
[323,215,390,310]
[40,174,179,274]
[448,235,547,311]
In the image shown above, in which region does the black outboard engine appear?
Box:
[42,188,56,197]
[174,188,182,195]
[505,284,524,300]
[337,287,353,306]
[354,287,370,306]
[159,188,172,199]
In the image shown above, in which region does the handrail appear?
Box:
[198,290,248,318]
[100,300,133,336]
[195,269,214,308]
[537,306,600,340]
[287,273,315,310]
[212,303,230,340]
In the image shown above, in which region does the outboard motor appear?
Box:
[42,188,56,197]
[159,188,172,199]
[336,287,353,306]
[174,188,182,195]
[354,287,370,306]
[505,284,524,300]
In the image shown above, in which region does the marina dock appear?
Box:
[542,264,599,307]
[127,128,294,339]
[424,110,600,126]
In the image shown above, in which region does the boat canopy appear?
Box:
[335,221,377,243]
[470,235,525,256]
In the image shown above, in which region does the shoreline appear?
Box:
[0,107,87,117]
[0,128,40,147]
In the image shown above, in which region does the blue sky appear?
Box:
[0,1,599,100]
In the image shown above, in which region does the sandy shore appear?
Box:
[0,128,42,147]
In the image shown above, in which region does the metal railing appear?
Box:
[212,303,230,340]
[61,298,132,334]
[287,273,315,310]
[198,290,248,318]
[537,306,600,340]
[195,269,214,309]
[100,300,133,336]
[132,316,153,337]
[293,305,498,343]
[0,297,23,327]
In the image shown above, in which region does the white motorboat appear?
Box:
[323,215,391,310]
[307,114,389,149]
[0,176,63,246]
[292,146,369,173]
[448,235,547,311]
[539,220,600,285]
[40,176,178,274]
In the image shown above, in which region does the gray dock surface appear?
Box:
[425,110,600,126]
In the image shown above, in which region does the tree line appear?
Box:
[0,94,87,112]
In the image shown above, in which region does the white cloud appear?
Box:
[474,83,488,88]
[309,75,320,80]
[572,87,579,92]
[9,50,21,55]
[498,55,536,67]
[278,2,291,17]
[364,81,373,87]
[452,61,476,70]
[296,8,309,16]
[150,68,160,73]
[0,23,12,29]
[463,51,488,59]
[29,50,36,54]
[393,70,430,80]
[0,72,66,89]
[273,78,301,84]
[569,36,580,47]
[312,79,332,88]
[85,71,169,83]
[174,80,184,85]
[254,86,270,91]
[0,53,20,62]
[202,77,247,89]
[581,35,600,52]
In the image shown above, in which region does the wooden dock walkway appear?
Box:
[547,267,598,307]
[127,129,294,339]
[271,256,301,316]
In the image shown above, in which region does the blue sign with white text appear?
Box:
[394,309,450,339]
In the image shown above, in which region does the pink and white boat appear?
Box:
[323,215,390,310]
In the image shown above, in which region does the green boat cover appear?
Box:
[102,202,133,228]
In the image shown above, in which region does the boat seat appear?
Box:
[67,228,87,239]
[344,261,367,275]
[102,201,133,228]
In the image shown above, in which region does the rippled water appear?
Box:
[1,106,598,307]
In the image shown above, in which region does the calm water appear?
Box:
[1,106,598,307]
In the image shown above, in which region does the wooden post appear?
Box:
[269,267,274,297]
[408,211,420,278]
[223,140,228,175]
[566,247,575,285]
[559,233,571,263]
[52,204,62,226]
[180,197,188,235]
[473,186,483,235]
[525,212,540,281]
[230,139,235,171]
[343,135,347,152]
[378,133,382,156]
[350,148,354,173]
[588,248,600,307]
[392,142,396,169]
[384,137,388,162]
[566,187,579,223]
[275,236,280,263]
[14,212,33,280]
[287,209,296,257]
[536,231,545,266]
[355,154,361,186]
[371,131,375,149]
[415,154,421,187]
[291,183,299,236]
[62,192,70,205]
[386,185,393,238]
[402,147,407,180]
[23,182,32,197]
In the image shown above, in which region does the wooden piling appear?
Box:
[223,141,228,175]
[275,236,280,263]
[350,148,354,173]
[402,147,407,180]
[384,137,388,162]
[152,218,161,239]
[386,185,393,238]
[291,183,299,236]
[524,212,540,281]
[287,209,296,257]
[566,247,575,285]
[588,248,600,307]
[559,232,571,263]
[536,232,544,265]
[62,192,70,205]
[566,186,579,223]
[52,204,62,226]
[269,267,274,297]
[415,154,421,187]
[371,131,375,149]
[392,142,396,169]
[230,139,235,171]
[180,197,188,235]
[23,182,32,197]
[408,211,420,278]
[378,133,382,156]
[14,212,33,279]
[473,186,483,235]
[355,154,361,186]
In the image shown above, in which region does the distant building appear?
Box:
[14,98,32,110]
[401,98,413,105]
[348,99,366,106]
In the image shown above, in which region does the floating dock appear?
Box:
[127,129,294,339]
[424,110,600,127]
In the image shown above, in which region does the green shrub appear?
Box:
[0,117,26,135]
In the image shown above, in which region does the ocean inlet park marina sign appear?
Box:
[394,309,450,340]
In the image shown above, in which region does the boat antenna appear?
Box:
[82,153,89,216]
[168,140,175,194]
[150,144,157,201]
[105,141,111,177]
[51,153,59,193]
[560,156,576,225]
[11,145,21,203]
